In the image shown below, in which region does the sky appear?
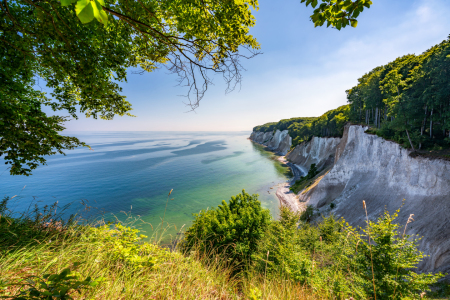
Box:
[62,0,450,132]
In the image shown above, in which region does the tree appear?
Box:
[353,209,443,299]
[181,190,271,273]
[301,0,373,30]
[1,0,260,175]
[346,36,450,150]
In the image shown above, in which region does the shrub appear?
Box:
[4,263,104,300]
[253,207,313,284]
[181,190,271,273]
[351,209,443,299]
[299,205,315,223]
[253,205,443,299]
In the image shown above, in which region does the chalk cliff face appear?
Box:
[300,125,450,274]
[267,130,291,155]
[250,124,450,274]
[249,130,291,155]
[250,131,273,144]
[286,137,341,173]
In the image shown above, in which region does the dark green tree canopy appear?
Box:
[1,0,373,175]
[346,36,450,150]
[1,0,261,175]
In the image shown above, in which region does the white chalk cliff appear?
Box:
[249,130,291,155]
[286,136,341,173]
[250,124,450,274]
[297,125,450,274]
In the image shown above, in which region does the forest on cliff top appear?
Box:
[254,36,450,152]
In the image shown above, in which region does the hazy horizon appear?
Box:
[53,0,450,132]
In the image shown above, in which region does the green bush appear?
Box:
[351,209,443,299]
[253,207,313,284]
[181,190,271,273]
[252,206,443,299]
[299,205,315,223]
[5,263,104,300]
[290,164,320,194]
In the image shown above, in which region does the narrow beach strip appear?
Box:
[275,156,304,212]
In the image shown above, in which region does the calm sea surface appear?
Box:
[0,132,290,240]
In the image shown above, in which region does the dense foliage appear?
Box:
[0,0,260,175]
[181,192,444,299]
[347,36,450,150]
[252,117,316,133]
[301,0,372,30]
[181,190,271,273]
[254,207,443,299]
[253,105,349,147]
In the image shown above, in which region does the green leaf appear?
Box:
[350,19,358,28]
[60,0,77,6]
[76,0,95,24]
[93,0,108,25]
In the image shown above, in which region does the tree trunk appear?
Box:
[430,109,434,138]
[405,129,415,151]
[375,107,378,128]
[443,119,446,137]
[359,106,361,122]
[378,108,381,128]
[421,106,427,136]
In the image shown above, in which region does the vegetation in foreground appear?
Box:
[1,192,448,299]
[0,196,319,300]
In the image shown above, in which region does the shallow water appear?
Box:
[0,132,290,241]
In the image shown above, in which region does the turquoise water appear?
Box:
[0,132,290,240]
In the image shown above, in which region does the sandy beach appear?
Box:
[274,156,305,213]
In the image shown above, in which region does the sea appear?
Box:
[0,131,290,241]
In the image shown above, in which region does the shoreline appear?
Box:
[275,156,303,213]
[251,138,304,213]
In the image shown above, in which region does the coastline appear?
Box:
[250,137,304,213]
[275,156,303,213]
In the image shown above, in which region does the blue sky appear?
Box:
[64,0,450,132]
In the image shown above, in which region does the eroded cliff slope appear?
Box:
[286,137,341,173]
[251,124,450,274]
[250,129,291,155]
[300,125,450,274]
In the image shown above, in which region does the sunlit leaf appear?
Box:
[76,0,95,24]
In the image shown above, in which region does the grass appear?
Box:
[1,195,449,300]
[0,197,323,300]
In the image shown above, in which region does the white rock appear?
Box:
[300,125,450,274]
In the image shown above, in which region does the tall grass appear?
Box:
[1,194,447,300]
[0,196,322,300]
